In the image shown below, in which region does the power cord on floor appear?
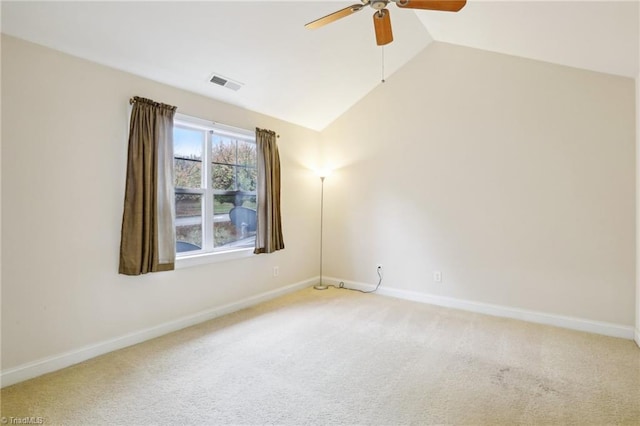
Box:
[327,266,383,294]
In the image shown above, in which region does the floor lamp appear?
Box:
[314,175,328,290]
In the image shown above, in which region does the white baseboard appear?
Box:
[635,328,640,348]
[323,276,636,340]
[1,278,315,388]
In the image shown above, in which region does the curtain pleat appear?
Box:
[119,96,177,275]
[254,128,285,254]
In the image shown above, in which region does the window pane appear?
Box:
[240,195,257,210]
[175,193,202,218]
[212,135,236,164]
[214,194,235,214]
[213,195,256,248]
[237,140,256,166]
[176,225,202,252]
[237,167,257,192]
[174,158,202,189]
[176,193,202,253]
[212,164,235,190]
[174,127,204,189]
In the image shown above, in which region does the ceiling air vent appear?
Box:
[209,73,243,91]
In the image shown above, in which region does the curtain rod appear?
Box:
[128,96,176,111]
[256,127,280,139]
[130,97,279,138]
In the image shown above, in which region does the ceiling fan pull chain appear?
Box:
[381,45,385,83]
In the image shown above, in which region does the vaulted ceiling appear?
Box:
[2,1,638,131]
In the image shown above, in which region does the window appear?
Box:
[173,114,257,256]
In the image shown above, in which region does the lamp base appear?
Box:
[313,283,329,290]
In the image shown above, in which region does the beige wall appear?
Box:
[321,42,636,326]
[2,34,637,373]
[636,71,640,343]
[1,36,321,370]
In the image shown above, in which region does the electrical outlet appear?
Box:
[273,266,279,277]
[433,271,442,283]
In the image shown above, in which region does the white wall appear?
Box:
[1,35,321,371]
[321,42,636,327]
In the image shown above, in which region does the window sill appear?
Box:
[175,247,254,269]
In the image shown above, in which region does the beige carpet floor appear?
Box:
[2,287,639,425]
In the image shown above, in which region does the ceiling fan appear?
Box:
[305,0,466,46]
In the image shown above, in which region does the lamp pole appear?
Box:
[314,176,328,290]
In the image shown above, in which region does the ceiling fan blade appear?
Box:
[305,4,365,29]
[396,0,466,12]
[373,9,393,46]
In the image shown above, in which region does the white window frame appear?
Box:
[173,113,257,267]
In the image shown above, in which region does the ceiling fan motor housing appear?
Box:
[370,0,389,11]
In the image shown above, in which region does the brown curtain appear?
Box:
[119,96,177,275]
[254,128,285,254]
